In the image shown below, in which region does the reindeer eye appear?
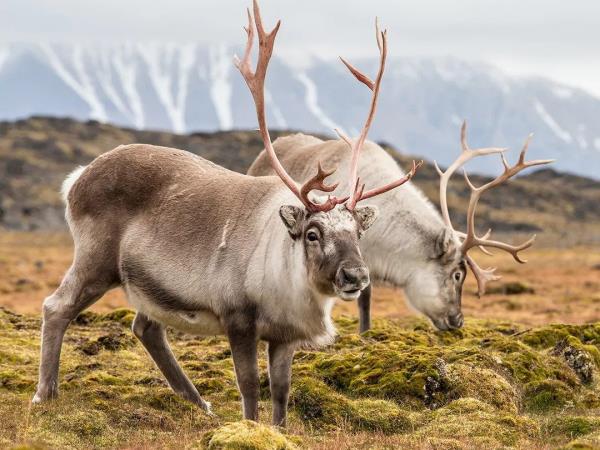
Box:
[306,231,319,242]
[454,271,462,282]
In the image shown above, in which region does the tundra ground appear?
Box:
[1,232,600,449]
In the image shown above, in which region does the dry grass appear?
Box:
[2,232,600,449]
[2,232,598,326]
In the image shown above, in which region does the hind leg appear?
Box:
[32,258,116,403]
[132,312,211,412]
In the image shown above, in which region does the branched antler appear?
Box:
[234,0,347,212]
[236,3,418,213]
[335,19,421,210]
[437,121,554,296]
[300,163,349,208]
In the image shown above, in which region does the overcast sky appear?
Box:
[1,0,599,97]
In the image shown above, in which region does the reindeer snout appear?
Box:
[448,312,464,329]
[336,266,370,293]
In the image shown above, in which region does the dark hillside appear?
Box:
[1,117,598,245]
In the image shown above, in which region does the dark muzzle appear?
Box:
[335,265,370,296]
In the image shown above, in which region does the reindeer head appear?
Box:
[412,122,554,330]
[235,1,420,301]
[279,203,376,299]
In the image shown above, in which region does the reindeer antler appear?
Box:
[336,19,421,211]
[436,121,554,296]
[234,1,347,213]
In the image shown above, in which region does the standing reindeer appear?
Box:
[249,125,553,332]
[32,1,417,426]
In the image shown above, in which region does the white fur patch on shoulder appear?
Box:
[61,166,86,203]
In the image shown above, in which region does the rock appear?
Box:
[552,338,595,384]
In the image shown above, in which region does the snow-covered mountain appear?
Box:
[1,42,599,178]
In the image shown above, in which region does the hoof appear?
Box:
[31,393,46,404]
[32,387,58,404]
[202,400,216,417]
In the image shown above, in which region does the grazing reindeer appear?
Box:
[249,124,553,332]
[32,1,415,426]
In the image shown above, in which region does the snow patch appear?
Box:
[553,86,573,99]
[208,44,233,130]
[0,46,8,73]
[138,43,195,134]
[296,72,343,133]
[40,43,107,122]
[265,89,287,129]
[112,44,145,129]
[533,99,572,143]
[576,124,588,149]
[94,46,143,128]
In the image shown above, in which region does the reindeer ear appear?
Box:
[433,227,459,261]
[355,205,378,236]
[279,205,304,238]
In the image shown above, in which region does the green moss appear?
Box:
[5,306,600,448]
[290,377,416,433]
[524,380,574,412]
[521,324,600,350]
[561,431,600,449]
[446,363,519,413]
[543,416,600,438]
[81,371,128,386]
[0,370,35,392]
[48,410,110,438]
[290,377,350,427]
[416,398,539,446]
[201,420,298,450]
[348,399,415,434]
[76,332,135,355]
[100,308,136,327]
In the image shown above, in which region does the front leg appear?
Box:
[225,313,259,421]
[357,284,372,333]
[268,341,295,427]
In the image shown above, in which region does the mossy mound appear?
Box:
[3,308,600,448]
[201,420,298,450]
[290,377,414,433]
[415,398,539,447]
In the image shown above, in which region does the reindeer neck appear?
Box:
[361,185,446,288]
[244,190,336,346]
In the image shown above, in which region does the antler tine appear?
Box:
[375,17,383,52]
[233,9,255,76]
[460,133,553,263]
[436,121,506,230]
[466,255,501,297]
[235,0,345,213]
[337,20,391,210]
[355,160,423,203]
[300,162,349,212]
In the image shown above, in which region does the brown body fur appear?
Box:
[33,144,374,426]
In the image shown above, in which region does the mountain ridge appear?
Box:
[1,43,599,178]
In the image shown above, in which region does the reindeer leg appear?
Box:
[33,266,114,403]
[357,284,372,333]
[268,341,295,427]
[225,312,259,421]
[132,312,211,412]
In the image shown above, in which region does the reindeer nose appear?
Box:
[448,312,464,329]
[337,266,370,291]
